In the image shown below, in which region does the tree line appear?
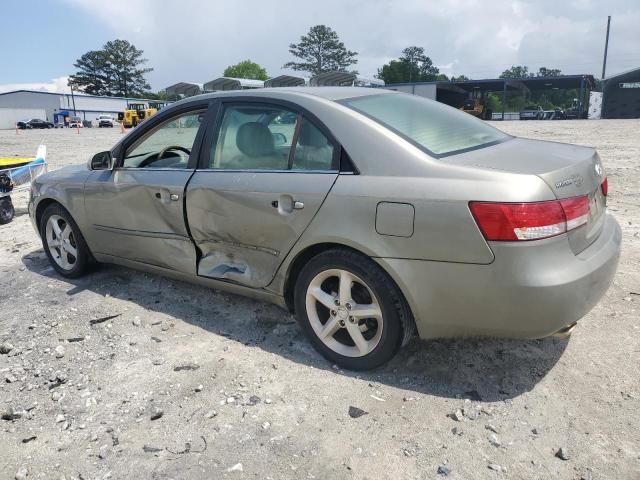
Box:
[69,25,574,108]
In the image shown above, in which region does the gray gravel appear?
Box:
[1,121,639,478]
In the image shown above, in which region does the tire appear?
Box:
[39,203,91,278]
[294,248,414,370]
[0,197,15,224]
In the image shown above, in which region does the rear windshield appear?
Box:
[341,93,509,157]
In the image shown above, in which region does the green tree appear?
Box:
[499,65,533,79]
[283,25,358,75]
[536,67,562,77]
[68,50,110,96]
[450,74,470,81]
[102,39,153,97]
[376,46,441,84]
[223,60,268,80]
[69,39,153,97]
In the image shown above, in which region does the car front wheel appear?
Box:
[294,249,413,370]
[40,204,91,278]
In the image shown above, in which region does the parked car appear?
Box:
[96,115,115,128]
[29,88,621,370]
[519,105,545,120]
[17,119,54,129]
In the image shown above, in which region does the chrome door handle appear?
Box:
[170,194,180,201]
[293,201,304,210]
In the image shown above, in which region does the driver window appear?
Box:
[123,110,206,169]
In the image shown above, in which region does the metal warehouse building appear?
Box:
[386,75,596,120]
[601,67,640,119]
[0,90,155,128]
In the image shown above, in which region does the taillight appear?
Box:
[601,177,608,196]
[469,196,589,241]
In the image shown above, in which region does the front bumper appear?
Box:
[376,214,622,339]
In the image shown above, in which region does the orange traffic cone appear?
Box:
[15,122,19,135]
[76,121,80,134]
[120,122,125,134]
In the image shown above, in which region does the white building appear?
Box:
[0,90,156,128]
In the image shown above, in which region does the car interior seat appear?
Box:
[231,122,285,169]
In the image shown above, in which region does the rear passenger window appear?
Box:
[210,105,296,170]
[208,103,336,171]
[291,118,335,171]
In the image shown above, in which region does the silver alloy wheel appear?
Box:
[45,214,78,270]
[305,269,383,358]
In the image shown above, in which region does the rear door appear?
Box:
[83,104,210,273]
[186,99,339,288]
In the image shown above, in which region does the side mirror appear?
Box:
[89,151,114,170]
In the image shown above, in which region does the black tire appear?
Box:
[39,203,91,278]
[294,248,414,370]
[0,197,15,224]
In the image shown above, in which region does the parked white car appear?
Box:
[96,115,115,128]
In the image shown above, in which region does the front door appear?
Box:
[83,107,208,274]
[186,101,339,288]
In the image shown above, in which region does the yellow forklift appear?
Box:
[459,91,493,120]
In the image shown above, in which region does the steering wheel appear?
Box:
[158,145,191,159]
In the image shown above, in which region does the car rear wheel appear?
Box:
[40,204,90,278]
[294,249,412,370]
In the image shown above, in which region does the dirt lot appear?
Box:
[1,121,639,480]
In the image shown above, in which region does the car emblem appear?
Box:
[555,174,583,189]
[595,163,602,176]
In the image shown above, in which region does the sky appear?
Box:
[1,0,639,94]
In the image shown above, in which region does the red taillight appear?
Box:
[601,177,608,196]
[469,196,589,241]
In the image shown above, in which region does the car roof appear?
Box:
[174,86,394,106]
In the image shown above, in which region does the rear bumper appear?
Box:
[376,214,622,339]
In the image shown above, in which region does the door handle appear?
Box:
[271,195,303,214]
[155,192,180,201]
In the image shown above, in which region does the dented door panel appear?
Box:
[186,171,337,288]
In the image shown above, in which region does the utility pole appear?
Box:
[601,16,611,80]
[70,84,77,115]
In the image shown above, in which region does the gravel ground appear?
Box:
[1,121,639,480]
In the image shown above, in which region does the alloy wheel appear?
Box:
[305,269,383,357]
[45,214,78,270]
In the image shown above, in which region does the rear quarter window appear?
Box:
[341,93,509,157]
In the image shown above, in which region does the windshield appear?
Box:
[341,93,509,157]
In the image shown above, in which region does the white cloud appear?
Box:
[0,76,71,94]
[59,0,640,87]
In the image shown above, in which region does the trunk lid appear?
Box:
[449,137,607,254]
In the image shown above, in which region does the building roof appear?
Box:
[602,66,640,81]
[387,74,596,93]
[264,75,306,88]
[309,72,357,87]
[203,77,265,91]
[164,82,202,97]
[0,89,155,101]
